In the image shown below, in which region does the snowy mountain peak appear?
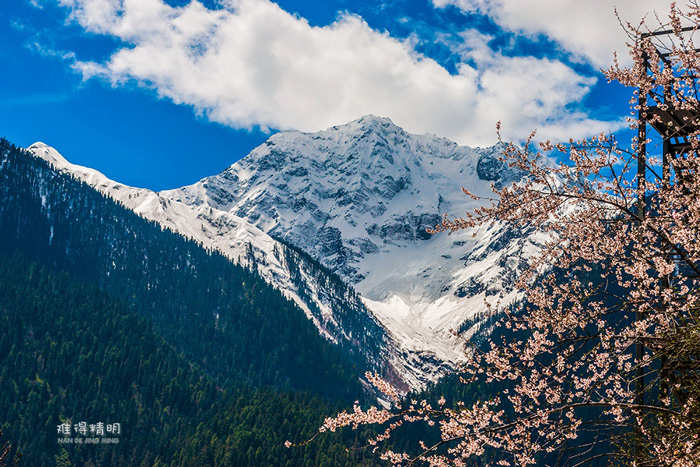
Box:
[29,142,117,190]
[30,142,68,166]
[325,115,421,145]
[160,116,542,386]
[29,116,542,391]
[338,114,398,131]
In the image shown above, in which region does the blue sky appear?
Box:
[1,0,669,190]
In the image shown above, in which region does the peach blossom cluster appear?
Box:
[312,4,700,465]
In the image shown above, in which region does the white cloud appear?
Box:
[60,0,624,145]
[432,0,674,68]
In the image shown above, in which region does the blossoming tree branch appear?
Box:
[295,4,700,466]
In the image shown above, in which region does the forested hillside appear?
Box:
[0,253,379,466]
[0,138,389,464]
[0,138,361,400]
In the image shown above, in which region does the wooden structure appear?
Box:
[636,25,700,462]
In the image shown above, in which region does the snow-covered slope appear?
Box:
[30,116,542,390]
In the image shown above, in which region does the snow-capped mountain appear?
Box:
[164,115,543,379]
[30,115,542,390]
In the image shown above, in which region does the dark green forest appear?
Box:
[0,139,387,465]
[0,252,382,466]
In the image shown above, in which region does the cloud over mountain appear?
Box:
[433,0,673,68]
[60,0,623,145]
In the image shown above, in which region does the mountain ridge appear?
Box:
[29,115,540,390]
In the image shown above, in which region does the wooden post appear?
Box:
[634,48,648,464]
